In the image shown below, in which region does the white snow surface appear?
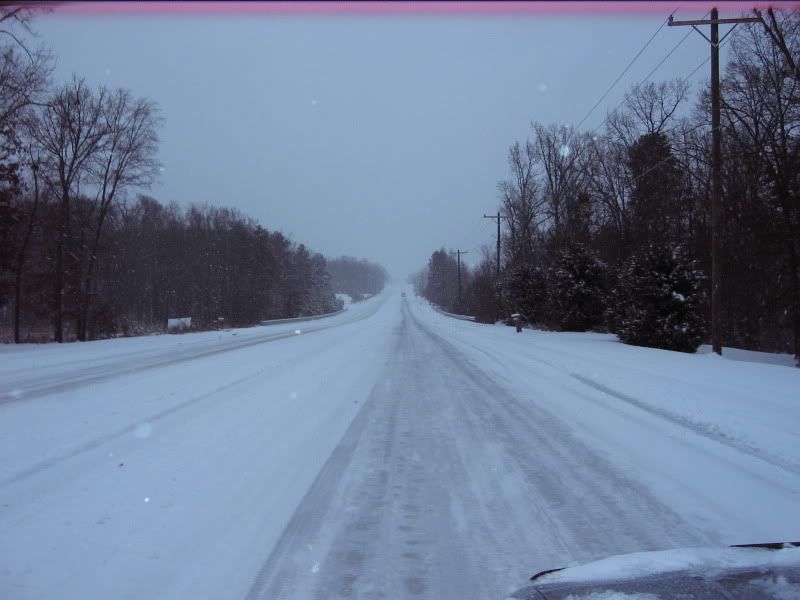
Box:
[2,286,800,600]
[423,303,800,482]
[697,343,797,368]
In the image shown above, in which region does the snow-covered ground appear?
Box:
[418,298,800,481]
[0,294,395,599]
[0,298,380,403]
[696,343,797,368]
[2,286,799,600]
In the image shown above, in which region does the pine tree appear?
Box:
[505,264,547,324]
[612,244,706,352]
[547,243,607,331]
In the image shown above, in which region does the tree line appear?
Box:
[326,256,388,302]
[0,8,381,342]
[415,9,799,357]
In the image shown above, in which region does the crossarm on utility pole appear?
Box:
[668,16,761,27]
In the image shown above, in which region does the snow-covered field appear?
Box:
[1,287,799,600]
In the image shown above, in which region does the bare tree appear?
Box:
[755,8,800,85]
[723,16,800,357]
[78,89,161,340]
[532,122,590,241]
[606,79,690,151]
[27,77,106,341]
[0,5,52,134]
[12,143,42,343]
[629,79,690,135]
[0,4,50,330]
[587,135,632,253]
[498,139,543,265]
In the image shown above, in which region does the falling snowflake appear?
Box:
[134,422,153,439]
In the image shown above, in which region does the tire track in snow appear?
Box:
[430,319,800,481]
[0,300,386,490]
[0,296,385,405]
[0,369,267,489]
[0,343,331,490]
[570,373,800,479]
[245,299,706,600]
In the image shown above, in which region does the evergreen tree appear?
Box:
[505,263,547,324]
[424,249,458,310]
[547,243,607,331]
[627,132,684,250]
[611,245,706,352]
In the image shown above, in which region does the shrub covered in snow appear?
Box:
[547,243,608,332]
[505,264,548,325]
[610,245,706,352]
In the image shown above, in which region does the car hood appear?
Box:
[509,543,800,600]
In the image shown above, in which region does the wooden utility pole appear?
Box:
[484,212,508,322]
[668,8,760,355]
[450,249,468,309]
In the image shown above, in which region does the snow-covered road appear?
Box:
[2,288,799,600]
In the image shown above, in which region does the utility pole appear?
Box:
[450,249,468,309]
[484,212,508,322]
[668,8,760,355]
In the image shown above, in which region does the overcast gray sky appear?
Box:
[36,4,722,279]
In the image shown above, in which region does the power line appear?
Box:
[466,221,493,252]
[561,21,740,204]
[456,216,487,253]
[640,29,695,83]
[579,27,742,235]
[639,10,712,86]
[617,27,743,190]
[591,10,711,133]
[574,7,679,132]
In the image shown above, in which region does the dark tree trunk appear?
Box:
[787,234,800,360]
[79,206,110,341]
[13,165,39,344]
[54,186,71,343]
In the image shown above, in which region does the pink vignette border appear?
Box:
[17,1,800,17]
